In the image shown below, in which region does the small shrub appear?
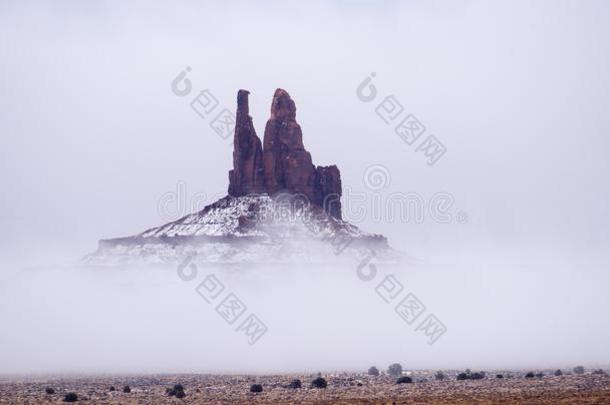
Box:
[168,384,186,397]
[250,384,263,393]
[456,370,485,381]
[396,376,412,384]
[63,393,78,402]
[535,373,544,378]
[387,363,403,377]
[593,369,607,375]
[288,379,302,389]
[122,386,131,393]
[554,369,563,376]
[109,386,116,391]
[45,388,55,394]
[573,366,585,375]
[311,377,327,389]
[368,366,380,376]
[470,372,484,380]
[525,372,535,378]
[495,374,503,379]
[435,371,446,381]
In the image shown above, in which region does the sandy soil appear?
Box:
[1,371,609,404]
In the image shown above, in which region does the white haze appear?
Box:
[1,0,610,373]
[1,255,609,374]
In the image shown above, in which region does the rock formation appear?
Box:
[228,89,342,219]
[228,90,265,196]
[86,88,394,266]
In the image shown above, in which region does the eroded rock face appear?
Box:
[228,90,265,197]
[263,89,315,199]
[228,89,342,219]
[313,165,342,219]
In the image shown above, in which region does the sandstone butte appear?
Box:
[228,89,342,219]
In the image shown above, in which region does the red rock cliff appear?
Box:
[228,89,342,219]
[228,90,265,196]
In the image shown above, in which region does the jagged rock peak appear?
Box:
[228,89,342,219]
[237,89,250,116]
[270,88,296,121]
[228,89,264,197]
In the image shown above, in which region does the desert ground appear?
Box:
[1,371,609,404]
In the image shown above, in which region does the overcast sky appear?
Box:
[1,0,609,373]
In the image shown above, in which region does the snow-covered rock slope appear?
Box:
[84,194,397,266]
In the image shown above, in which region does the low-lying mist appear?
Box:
[1,240,608,375]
